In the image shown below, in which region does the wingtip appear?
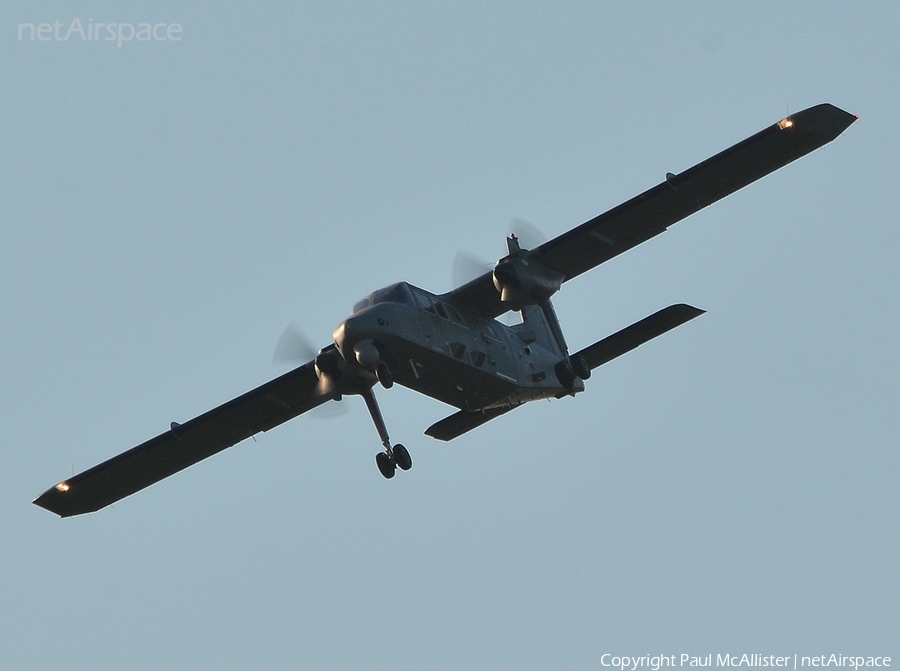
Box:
[790,103,857,140]
[672,303,706,319]
[33,481,86,518]
[33,491,65,517]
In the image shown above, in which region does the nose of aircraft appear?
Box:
[333,306,390,361]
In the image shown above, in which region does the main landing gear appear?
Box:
[360,363,412,479]
[555,354,591,389]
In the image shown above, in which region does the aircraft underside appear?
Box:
[32,103,856,517]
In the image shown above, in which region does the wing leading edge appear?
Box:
[34,361,332,517]
[445,103,857,317]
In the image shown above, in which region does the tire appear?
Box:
[554,361,575,389]
[393,444,412,471]
[572,355,591,380]
[375,451,396,479]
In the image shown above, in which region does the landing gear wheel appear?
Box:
[572,355,591,380]
[375,361,393,389]
[375,451,396,479]
[393,444,412,471]
[554,361,576,389]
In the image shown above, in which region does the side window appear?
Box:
[413,289,466,327]
[445,304,467,328]
[352,296,371,313]
[481,319,501,341]
[413,290,436,314]
[373,283,414,306]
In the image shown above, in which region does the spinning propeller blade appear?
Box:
[509,218,546,250]
[273,325,347,418]
[273,325,316,365]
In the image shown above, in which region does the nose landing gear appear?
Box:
[375,450,396,479]
[361,383,412,480]
[393,444,412,470]
[555,354,591,389]
[375,443,412,479]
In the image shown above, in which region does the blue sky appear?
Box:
[2,2,896,669]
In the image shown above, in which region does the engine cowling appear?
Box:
[492,257,564,309]
[314,348,344,381]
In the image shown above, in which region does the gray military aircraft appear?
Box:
[34,103,856,517]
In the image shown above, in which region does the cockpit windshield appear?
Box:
[352,282,414,314]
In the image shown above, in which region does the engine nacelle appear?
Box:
[492,257,564,309]
[314,348,344,381]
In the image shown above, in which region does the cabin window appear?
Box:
[412,289,436,313]
[352,296,371,313]
[356,283,416,314]
[372,283,413,306]
[445,304,467,328]
[481,320,501,341]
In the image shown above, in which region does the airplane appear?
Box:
[34,103,856,517]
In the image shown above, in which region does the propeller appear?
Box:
[450,219,548,289]
[273,325,348,418]
[509,218,546,250]
[451,251,493,287]
[273,325,316,365]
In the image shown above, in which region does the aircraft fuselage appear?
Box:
[333,281,582,412]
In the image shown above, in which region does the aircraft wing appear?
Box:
[445,103,857,318]
[34,361,331,517]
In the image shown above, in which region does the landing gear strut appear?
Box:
[361,384,412,479]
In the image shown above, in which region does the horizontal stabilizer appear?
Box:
[427,304,703,441]
[425,406,515,442]
[575,304,705,370]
